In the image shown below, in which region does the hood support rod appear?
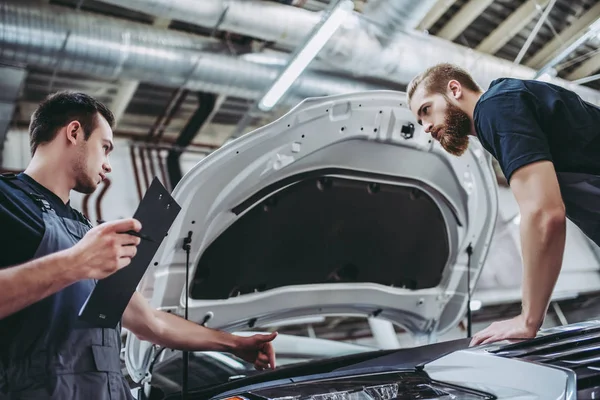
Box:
[182,231,193,400]
[466,243,473,338]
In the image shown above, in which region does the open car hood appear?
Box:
[124,90,498,383]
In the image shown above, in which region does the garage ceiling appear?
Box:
[4,0,600,176]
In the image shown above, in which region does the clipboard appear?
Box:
[79,177,182,328]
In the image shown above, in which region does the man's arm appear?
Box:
[0,219,142,320]
[0,250,80,319]
[512,161,566,329]
[123,292,277,370]
[470,160,566,346]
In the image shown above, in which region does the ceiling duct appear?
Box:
[95,0,600,106]
[361,0,441,36]
[0,2,388,105]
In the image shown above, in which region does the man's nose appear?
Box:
[103,162,112,174]
[424,122,433,133]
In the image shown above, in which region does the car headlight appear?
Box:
[222,371,493,400]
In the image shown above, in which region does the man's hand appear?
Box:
[231,332,278,370]
[0,218,142,319]
[470,160,565,347]
[67,218,142,280]
[123,293,278,371]
[470,314,538,347]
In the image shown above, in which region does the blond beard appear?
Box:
[438,99,472,156]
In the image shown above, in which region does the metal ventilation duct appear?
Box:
[95,0,600,106]
[0,2,387,104]
[362,0,441,34]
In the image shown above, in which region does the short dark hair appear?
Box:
[29,91,115,155]
[407,63,482,104]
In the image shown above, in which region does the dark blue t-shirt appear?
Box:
[0,173,89,269]
[474,78,600,183]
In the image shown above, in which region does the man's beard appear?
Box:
[72,142,97,194]
[437,101,472,156]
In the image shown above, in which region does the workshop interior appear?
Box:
[3,0,600,399]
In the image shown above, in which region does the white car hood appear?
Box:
[125,90,498,382]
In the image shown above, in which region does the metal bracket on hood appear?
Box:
[401,123,415,139]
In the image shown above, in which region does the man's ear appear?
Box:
[447,80,463,100]
[65,121,82,145]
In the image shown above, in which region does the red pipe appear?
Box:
[147,147,157,182]
[138,146,150,192]
[129,145,143,202]
[95,177,111,222]
[82,192,92,222]
[158,149,171,192]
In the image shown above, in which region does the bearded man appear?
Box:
[407,63,600,347]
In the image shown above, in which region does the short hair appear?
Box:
[29,91,115,155]
[407,63,482,104]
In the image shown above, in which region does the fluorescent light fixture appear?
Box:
[258,0,354,111]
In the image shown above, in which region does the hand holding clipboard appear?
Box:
[79,177,181,328]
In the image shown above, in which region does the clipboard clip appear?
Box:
[96,220,156,242]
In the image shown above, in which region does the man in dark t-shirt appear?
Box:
[407,63,600,347]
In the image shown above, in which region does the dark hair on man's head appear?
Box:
[29,91,115,155]
[407,63,482,104]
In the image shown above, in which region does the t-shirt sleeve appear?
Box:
[475,91,552,184]
[0,185,43,269]
[0,189,17,268]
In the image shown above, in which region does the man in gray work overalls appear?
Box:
[0,91,277,399]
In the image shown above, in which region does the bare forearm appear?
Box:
[151,311,240,352]
[520,209,566,329]
[0,250,80,319]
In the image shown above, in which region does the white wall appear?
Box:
[3,129,31,170]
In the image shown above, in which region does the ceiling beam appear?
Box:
[476,0,550,55]
[526,1,600,69]
[415,0,459,31]
[436,0,494,41]
[108,16,171,128]
[566,51,600,81]
[110,81,139,127]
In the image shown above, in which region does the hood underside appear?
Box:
[192,171,449,300]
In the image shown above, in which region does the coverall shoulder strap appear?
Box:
[0,173,53,212]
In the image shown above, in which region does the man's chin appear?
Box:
[74,183,97,194]
[439,135,470,156]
